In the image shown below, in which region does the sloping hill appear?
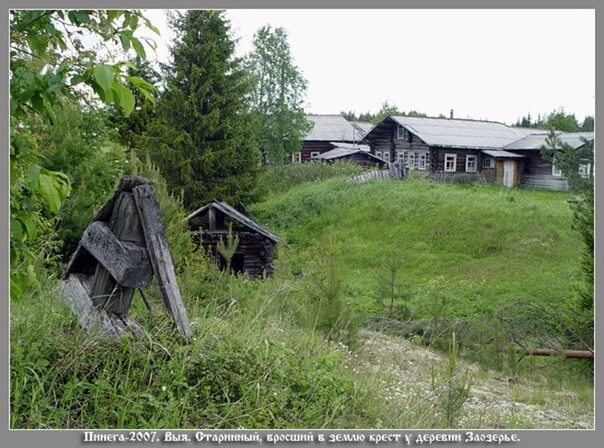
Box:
[251,177,581,318]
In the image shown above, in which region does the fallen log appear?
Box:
[522,348,593,360]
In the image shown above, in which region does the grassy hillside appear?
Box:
[251,177,581,319]
[11,170,591,429]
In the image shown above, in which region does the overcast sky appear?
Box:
[139,9,595,125]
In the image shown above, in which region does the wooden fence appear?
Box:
[352,163,405,183]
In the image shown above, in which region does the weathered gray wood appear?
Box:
[62,274,142,339]
[93,176,153,223]
[91,192,144,315]
[133,184,192,338]
[80,221,153,288]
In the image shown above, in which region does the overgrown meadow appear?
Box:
[11,161,593,429]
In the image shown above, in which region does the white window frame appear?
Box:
[396,150,405,163]
[418,153,427,170]
[444,153,457,172]
[376,151,383,160]
[552,163,563,177]
[310,151,320,159]
[579,163,591,178]
[466,155,477,173]
[482,157,494,168]
[292,152,301,163]
[408,152,416,169]
[383,151,391,163]
[397,125,405,139]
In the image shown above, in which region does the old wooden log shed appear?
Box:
[186,201,279,278]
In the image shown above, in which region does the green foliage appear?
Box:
[430,333,472,427]
[540,132,593,315]
[141,10,261,209]
[514,108,582,132]
[216,223,240,275]
[32,104,129,258]
[254,161,362,200]
[109,58,161,152]
[375,249,411,319]
[10,9,157,298]
[245,26,311,164]
[305,236,358,347]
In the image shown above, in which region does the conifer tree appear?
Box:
[144,10,261,208]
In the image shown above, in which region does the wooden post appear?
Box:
[91,192,145,315]
[133,184,192,338]
[208,206,217,232]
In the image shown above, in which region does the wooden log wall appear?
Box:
[201,231,275,278]
[300,141,335,162]
[364,119,430,165]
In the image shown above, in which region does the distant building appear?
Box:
[294,115,374,163]
[362,115,593,190]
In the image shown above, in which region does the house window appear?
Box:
[292,152,301,163]
[383,151,391,163]
[418,153,427,170]
[396,151,405,163]
[466,155,477,172]
[408,152,416,169]
[482,158,494,168]
[376,151,383,160]
[444,153,457,172]
[397,126,405,139]
[552,163,563,177]
[579,163,591,178]
[310,151,320,159]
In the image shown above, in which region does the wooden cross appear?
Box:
[61,176,192,340]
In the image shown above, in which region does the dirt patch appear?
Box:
[342,331,593,429]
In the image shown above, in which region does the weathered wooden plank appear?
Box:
[91,192,144,315]
[80,221,153,288]
[62,274,142,339]
[133,184,192,338]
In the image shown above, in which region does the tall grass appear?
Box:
[254,161,362,200]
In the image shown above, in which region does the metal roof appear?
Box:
[328,142,370,152]
[481,150,525,158]
[186,201,279,243]
[351,121,374,135]
[504,132,594,150]
[386,116,534,149]
[313,147,384,162]
[305,115,368,142]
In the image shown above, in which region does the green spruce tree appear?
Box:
[143,10,261,209]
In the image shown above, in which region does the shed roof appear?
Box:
[481,150,525,158]
[186,201,279,243]
[328,141,370,152]
[387,116,531,149]
[313,147,384,162]
[504,132,594,150]
[305,115,368,142]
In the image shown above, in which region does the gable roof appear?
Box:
[504,131,594,150]
[305,115,368,142]
[186,201,279,243]
[386,116,531,150]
